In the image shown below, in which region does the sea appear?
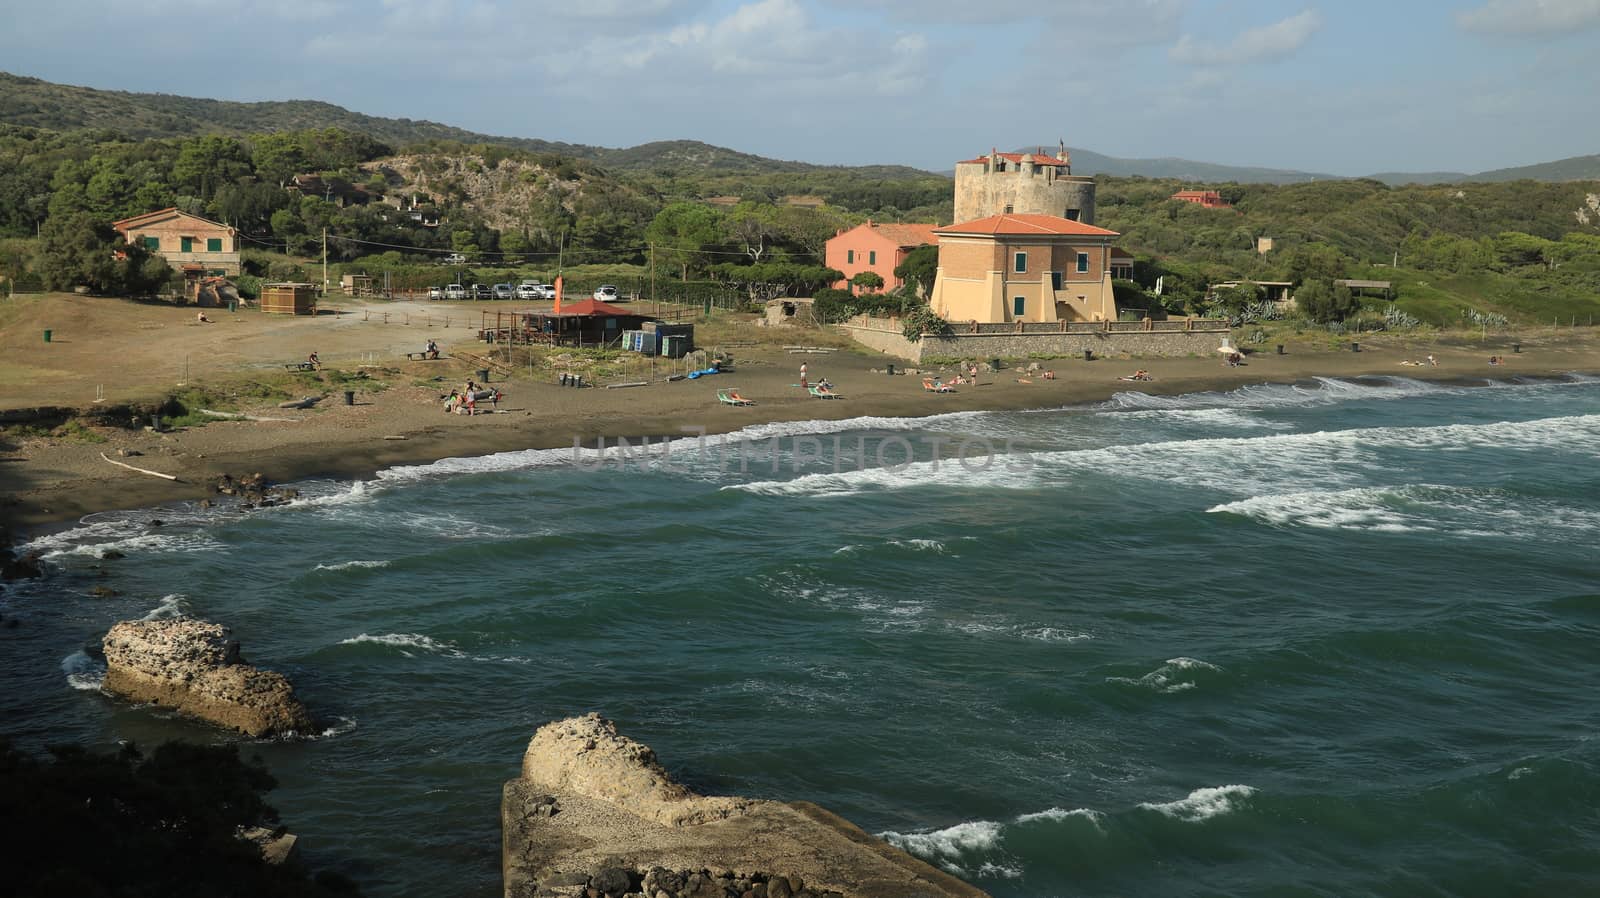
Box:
[4,374,1599,898]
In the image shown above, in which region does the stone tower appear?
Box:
[953,142,1097,225]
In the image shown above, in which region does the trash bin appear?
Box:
[476,368,489,383]
[1351,342,1361,352]
[228,300,237,313]
[885,363,895,376]
[43,329,52,343]
[1276,344,1285,355]
[991,357,1002,372]
[1083,349,1093,362]
[1513,343,1521,353]
[343,390,355,406]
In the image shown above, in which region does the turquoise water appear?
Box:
[5,375,1600,897]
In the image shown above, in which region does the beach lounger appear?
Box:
[808,386,840,399]
[717,389,754,406]
[922,377,955,393]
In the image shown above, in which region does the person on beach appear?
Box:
[969,363,979,383]
[196,311,211,323]
[1427,354,1437,366]
[307,351,320,369]
[425,339,439,360]
[1043,370,1056,380]
[800,362,808,389]
[463,391,476,415]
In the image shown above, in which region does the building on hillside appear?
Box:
[1209,281,1295,303]
[824,221,939,293]
[954,144,1097,225]
[929,213,1122,325]
[1110,248,1135,280]
[1171,189,1230,208]
[112,208,241,277]
[1256,236,1275,254]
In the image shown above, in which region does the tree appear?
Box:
[645,202,724,279]
[1295,279,1359,323]
[728,203,777,263]
[172,136,252,200]
[893,244,938,300]
[37,212,123,293]
[851,270,885,294]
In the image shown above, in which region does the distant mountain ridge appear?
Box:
[3,71,1596,186]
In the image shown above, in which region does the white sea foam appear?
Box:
[889,538,946,552]
[879,820,1004,871]
[1108,407,1292,430]
[1209,484,1600,538]
[61,650,106,691]
[1017,627,1093,643]
[1137,784,1256,822]
[314,559,390,571]
[1100,375,1450,413]
[340,632,459,656]
[975,863,1023,879]
[1108,657,1221,693]
[1015,806,1106,828]
[141,594,190,621]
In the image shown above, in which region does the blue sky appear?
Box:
[3,0,1598,175]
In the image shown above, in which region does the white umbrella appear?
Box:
[1216,345,1239,354]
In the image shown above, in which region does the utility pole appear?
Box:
[322,227,328,294]
[650,243,657,319]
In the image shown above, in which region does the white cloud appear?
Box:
[832,0,1188,44]
[1170,9,1324,66]
[1456,0,1600,35]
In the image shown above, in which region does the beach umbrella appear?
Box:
[1216,345,1238,354]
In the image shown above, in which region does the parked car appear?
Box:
[493,283,516,300]
[593,284,619,301]
[428,286,443,300]
[536,284,557,300]
[443,252,468,265]
[444,284,466,300]
[472,284,492,300]
[516,283,540,300]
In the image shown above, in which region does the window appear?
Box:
[1066,208,1080,221]
[847,250,854,264]
[1051,271,1063,290]
[869,250,876,265]
[1013,296,1025,317]
[207,237,222,252]
[181,237,193,253]
[1014,252,1027,273]
[1077,252,1090,273]
[142,235,159,250]
[1003,204,1013,214]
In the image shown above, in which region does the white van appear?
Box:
[444,284,466,300]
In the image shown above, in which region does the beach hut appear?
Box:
[260,283,318,316]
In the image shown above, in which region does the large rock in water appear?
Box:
[504,713,990,898]
[102,619,314,738]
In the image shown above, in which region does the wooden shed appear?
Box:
[260,283,318,315]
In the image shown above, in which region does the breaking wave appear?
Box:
[1137,784,1257,822]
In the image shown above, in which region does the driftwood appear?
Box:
[605,381,648,389]
[100,452,179,482]
[277,396,323,410]
[198,409,300,422]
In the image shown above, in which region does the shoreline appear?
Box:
[8,360,1596,538]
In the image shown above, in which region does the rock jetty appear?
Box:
[102,619,315,738]
[503,713,989,898]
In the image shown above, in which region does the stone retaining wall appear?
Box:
[839,324,1228,362]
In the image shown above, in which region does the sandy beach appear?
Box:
[3,292,1595,531]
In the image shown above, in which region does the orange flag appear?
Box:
[553,275,563,314]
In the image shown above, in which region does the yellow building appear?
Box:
[929,214,1122,325]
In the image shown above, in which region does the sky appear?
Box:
[3,0,1599,175]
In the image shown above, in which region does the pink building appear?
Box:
[824,220,939,293]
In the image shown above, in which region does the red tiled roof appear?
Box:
[957,152,1071,168]
[935,214,1119,238]
[1111,247,1134,259]
[552,298,636,317]
[111,207,234,233]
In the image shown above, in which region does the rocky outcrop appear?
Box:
[521,713,751,827]
[102,619,314,738]
[504,714,989,898]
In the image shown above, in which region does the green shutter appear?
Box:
[847,250,854,263]
[1051,271,1063,290]
[143,235,160,250]
[869,250,876,265]
[1014,252,1026,273]
[181,237,193,252]
[1077,253,1089,273]
[1013,296,1025,316]
[207,237,222,252]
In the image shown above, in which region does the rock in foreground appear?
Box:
[504,713,989,898]
[102,619,314,738]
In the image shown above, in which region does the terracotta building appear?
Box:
[928,213,1122,325]
[112,208,241,276]
[1170,190,1230,208]
[953,145,1097,225]
[824,221,939,293]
